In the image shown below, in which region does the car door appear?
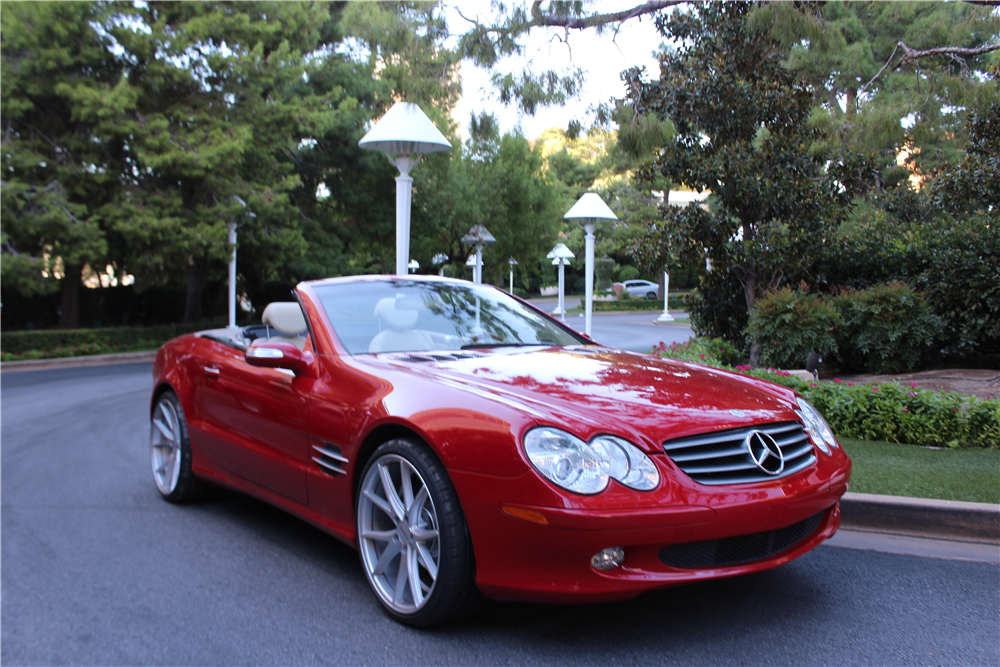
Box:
[196,341,313,504]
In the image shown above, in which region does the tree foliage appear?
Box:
[753,0,1000,185]
[627,3,851,362]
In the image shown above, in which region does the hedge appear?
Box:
[2,323,207,356]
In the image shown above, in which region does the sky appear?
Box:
[443,2,666,140]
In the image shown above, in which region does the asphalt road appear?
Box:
[3,361,998,666]
[532,299,693,352]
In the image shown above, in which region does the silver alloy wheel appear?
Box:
[358,454,441,614]
[150,397,182,495]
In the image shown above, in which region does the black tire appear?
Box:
[645,291,656,300]
[356,438,480,627]
[150,390,203,503]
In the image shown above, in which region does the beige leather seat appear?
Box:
[255,302,308,350]
[368,297,435,353]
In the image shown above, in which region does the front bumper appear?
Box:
[450,458,850,603]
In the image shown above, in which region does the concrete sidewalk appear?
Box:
[3,351,998,547]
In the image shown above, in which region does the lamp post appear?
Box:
[432,253,447,276]
[655,270,675,322]
[408,259,420,274]
[358,102,451,276]
[546,242,575,320]
[226,221,237,329]
[564,193,618,337]
[508,257,519,293]
[462,225,495,284]
[227,196,256,330]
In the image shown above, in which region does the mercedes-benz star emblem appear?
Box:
[745,430,784,475]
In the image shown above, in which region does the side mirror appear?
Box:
[245,341,315,377]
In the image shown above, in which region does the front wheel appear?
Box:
[356,438,479,626]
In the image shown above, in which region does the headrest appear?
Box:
[374,297,418,330]
[261,302,307,335]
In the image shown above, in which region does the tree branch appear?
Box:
[896,41,1000,68]
[860,40,999,96]
[533,0,686,30]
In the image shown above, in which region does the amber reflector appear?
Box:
[501,505,550,525]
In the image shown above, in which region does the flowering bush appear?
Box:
[651,337,742,367]
[652,338,999,448]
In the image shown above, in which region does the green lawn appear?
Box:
[840,438,1000,504]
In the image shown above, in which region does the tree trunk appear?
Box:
[58,264,82,329]
[846,88,857,120]
[182,259,202,324]
[742,256,763,368]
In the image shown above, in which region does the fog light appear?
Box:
[591,547,625,570]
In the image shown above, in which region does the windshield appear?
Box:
[312,279,586,355]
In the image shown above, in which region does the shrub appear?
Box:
[685,267,749,353]
[819,202,999,358]
[1,323,206,356]
[916,213,1000,356]
[747,285,839,370]
[832,283,942,374]
[595,258,616,292]
[617,265,640,282]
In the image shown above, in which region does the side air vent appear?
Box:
[663,421,816,486]
[398,352,485,363]
[312,443,348,476]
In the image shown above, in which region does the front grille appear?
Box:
[658,509,827,569]
[663,421,816,485]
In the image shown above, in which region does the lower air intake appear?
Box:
[658,509,827,569]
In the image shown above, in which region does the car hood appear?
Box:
[357,346,800,450]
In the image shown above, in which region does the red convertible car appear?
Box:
[150,275,851,626]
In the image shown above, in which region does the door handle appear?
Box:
[203,365,220,379]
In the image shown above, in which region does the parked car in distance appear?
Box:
[150,275,851,626]
[622,279,659,299]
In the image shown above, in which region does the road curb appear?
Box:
[840,492,1000,544]
[1,351,157,372]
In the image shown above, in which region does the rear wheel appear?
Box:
[150,391,203,503]
[356,438,479,626]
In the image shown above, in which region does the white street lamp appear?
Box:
[508,257,519,293]
[462,225,495,284]
[546,243,574,320]
[656,271,675,322]
[227,221,237,329]
[358,102,451,276]
[408,259,420,274]
[227,196,256,330]
[564,193,617,336]
[432,252,447,276]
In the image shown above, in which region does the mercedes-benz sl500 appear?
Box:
[149,275,851,626]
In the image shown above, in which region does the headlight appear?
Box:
[795,397,839,455]
[523,428,660,494]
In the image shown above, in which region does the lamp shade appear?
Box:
[546,243,575,260]
[358,102,452,155]
[564,192,618,221]
[462,225,496,246]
